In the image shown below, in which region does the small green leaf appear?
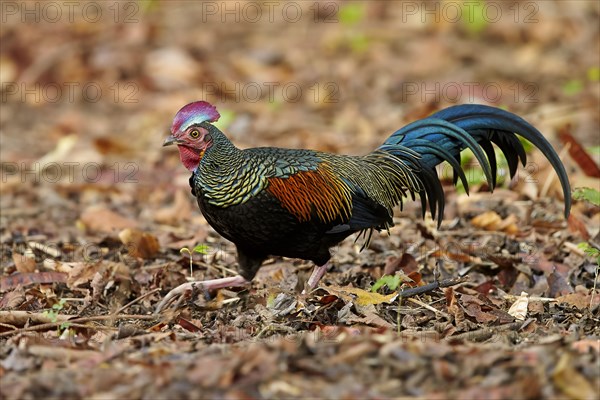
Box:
[462,0,488,35]
[587,146,600,156]
[60,322,71,330]
[587,66,600,82]
[213,109,236,130]
[562,79,583,96]
[192,244,209,254]
[578,242,590,251]
[573,187,600,207]
[349,33,369,53]
[339,3,365,26]
[372,275,401,292]
[577,242,600,266]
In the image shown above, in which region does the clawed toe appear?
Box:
[155,275,250,313]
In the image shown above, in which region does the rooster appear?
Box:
[157,101,570,311]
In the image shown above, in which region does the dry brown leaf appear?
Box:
[119,228,159,259]
[556,292,598,309]
[431,250,474,263]
[445,287,467,330]
[0,272,67,292]
[153,189,192,225]
[66,262,105,288]
[507,291,529,321]
[471,211,519,234]
[552,353,597,400]
[93,137,133,156]
[548,270,574,297]
[460,293,513,324]
[44,260,80,273]
[12,252,36,273]
[0,287,26,309]
[164,229,209,251]
[567,214,591,240]
[559,128,600,178]
[80,205,137,234]
[471,211,502,229]
[463,302,499,324]
[322,285,397,306]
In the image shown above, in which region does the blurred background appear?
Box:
[1,0,598,254]
[1,3,599,397]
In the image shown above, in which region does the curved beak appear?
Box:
[163,135,184,147]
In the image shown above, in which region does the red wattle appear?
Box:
[178,145,201,171]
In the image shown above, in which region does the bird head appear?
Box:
[163,101,221,171]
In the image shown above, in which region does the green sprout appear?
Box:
[573,187,600,207]
[42,299,71,334]
[372,275,402,293]
[337,3,370,53]
[213,109,236,131]
[339,3,365,26]
[573,186,600,308]
[461,0,488,35]
[562,79,583,96]
[42,298,67,323]
[588,66,600,82]
[180,244,210,278]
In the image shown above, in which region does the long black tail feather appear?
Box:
[379,104,571,225]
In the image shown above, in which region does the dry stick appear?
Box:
[0,314,156,338]
[447,322,522,342]
[115,288,161,315]
[397,276,469,298]
[406,297,452,319]
[541,142,570,199]
[0,310,71,326]
[26,345,102,360]
[397,277,467,328]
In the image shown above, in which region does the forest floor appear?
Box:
[1,2,599,399]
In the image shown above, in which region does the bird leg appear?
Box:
[155,275,249,313]
[302,262,331,294]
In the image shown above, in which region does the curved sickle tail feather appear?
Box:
[378,104,571,225]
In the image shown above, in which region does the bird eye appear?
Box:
[189,129,200,138]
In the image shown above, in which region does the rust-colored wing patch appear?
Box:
[267,163,353,223]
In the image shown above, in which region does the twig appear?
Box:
[0,310,71,326]
[0,314,156,337]
[27,345,101,360]
[502,294,557,302]
[448,322,522,342]
[204,261,239,277]
[115,288,161,314]
[563,241,586,256]
[541,142,570,198]
[397,276,469,298]
[406,297,452,319]
[415,248,437,263]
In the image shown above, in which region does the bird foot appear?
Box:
[155,275,249,313]
[302,262,330,294]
